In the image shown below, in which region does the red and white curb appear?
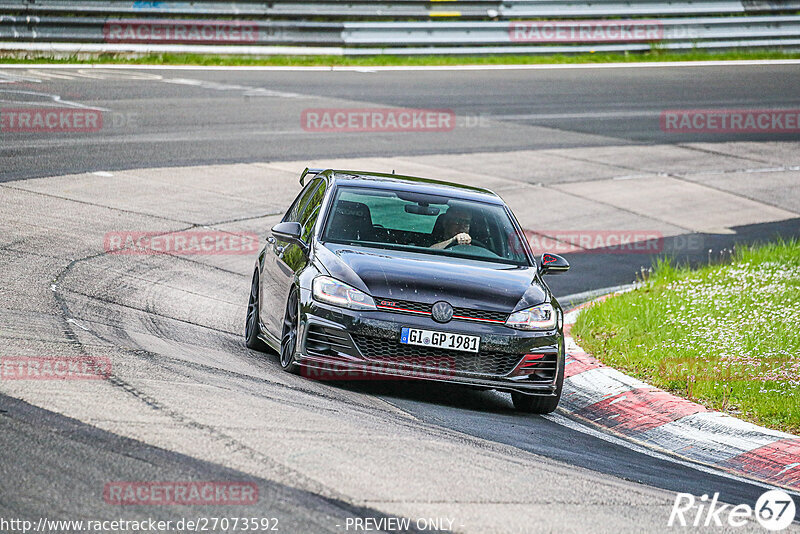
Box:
[560,299,800,492]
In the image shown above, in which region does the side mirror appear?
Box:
[271,222,305,249]
[539,253,570,275]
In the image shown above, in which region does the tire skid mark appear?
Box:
[6,185,360,500]
[49,265,351,501]
[38,222,456,503]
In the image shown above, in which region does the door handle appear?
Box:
[266,236,276,244]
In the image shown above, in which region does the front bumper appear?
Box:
[295,294,564,396]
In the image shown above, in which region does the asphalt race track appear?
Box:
[2,63,800,181]
[1,63,799,533]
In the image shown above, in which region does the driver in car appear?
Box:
[430,207,473,249]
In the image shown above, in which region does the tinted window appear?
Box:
[283,178,323,224]
[300,181,326,242]
[322,186,529,266]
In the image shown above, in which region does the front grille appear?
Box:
[351,334,523,377]
[375,298,508,324]
[453,307,507,323]
[375,298,429,314]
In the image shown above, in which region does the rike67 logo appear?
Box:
[668,489,796,530]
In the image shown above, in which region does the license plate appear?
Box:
[400,327,480,353]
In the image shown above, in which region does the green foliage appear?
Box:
[2,49,800,66]
[573,239,800,434]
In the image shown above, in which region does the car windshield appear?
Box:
[321,186,530,266]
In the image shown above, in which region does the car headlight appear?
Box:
[505,302,557,331]
[312,276,376,310]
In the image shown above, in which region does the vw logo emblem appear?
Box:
[431,301,453,323]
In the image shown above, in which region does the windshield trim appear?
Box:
[322,240,531,268]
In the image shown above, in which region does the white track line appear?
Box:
[1,59,799,71]
[560,292,800,495]
[545,412,800,498]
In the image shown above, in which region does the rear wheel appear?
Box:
[279,287,301,374]
[245,270,269,352]
[511,356,565,414]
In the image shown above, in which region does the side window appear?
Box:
[299,182,327,242]
[283,178,321,224]
[301,206,321,242]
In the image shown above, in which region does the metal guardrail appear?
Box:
[0,2,504,18]
[0,17,344,45]
[504,1,800,17]
[1,1,800,54]
[1,0,799,19]
[3,15,800,48]
[342,17,800,46]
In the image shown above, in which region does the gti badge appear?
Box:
[431,301,454,323]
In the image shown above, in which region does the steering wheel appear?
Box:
[446,238,488,250]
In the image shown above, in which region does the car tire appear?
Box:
[279,287,301,374]
[245,270,270,352]
[511,356,565,414]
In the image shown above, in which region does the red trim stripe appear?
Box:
[723,439,800,489]
[376,305,430,315]
[452,315,505,324]
[376,305,506,324]
[575,388,708,435]
[564,351,604,378]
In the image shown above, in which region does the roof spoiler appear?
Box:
[299,167,327,186]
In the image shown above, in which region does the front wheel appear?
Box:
[279,287,301,374]
[245,270,269,352]
[511,391,560,414]
[511,357,564,414]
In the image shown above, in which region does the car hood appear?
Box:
[316,243,548,312]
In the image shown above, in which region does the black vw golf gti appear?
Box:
[246,169,570,413]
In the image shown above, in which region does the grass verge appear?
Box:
[1,49,800,66]
[572,240,800,434]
